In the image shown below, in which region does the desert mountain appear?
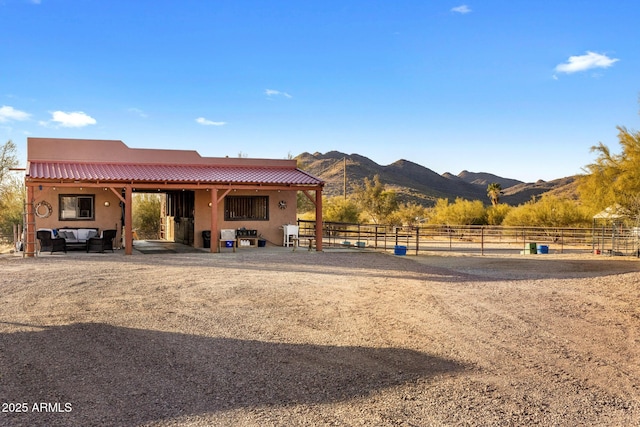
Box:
[296,151,578,207]
[456,170,523,189]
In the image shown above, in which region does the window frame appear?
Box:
[224,196,269,221]
[59,194,95,221]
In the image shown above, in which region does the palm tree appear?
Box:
[487,182,502,207]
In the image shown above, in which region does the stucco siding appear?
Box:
[31,186,123,246]
[193,190,297,248]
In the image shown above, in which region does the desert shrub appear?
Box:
[502,195,590,227]
[132,194,162,239]
[323,196,360,223]
[427,198,487,225]
[486,203,512,225]
[386,202,429,226]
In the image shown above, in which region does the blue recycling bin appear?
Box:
[394,245,407,256]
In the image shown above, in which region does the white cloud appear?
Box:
[196,117,226,126]
[265,89,292,98]
[127,107,149,118]
[451,5,471,14]
[49,111,97,128]
[555,51,619,74]
[0,105,31,122]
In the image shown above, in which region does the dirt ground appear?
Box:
[1,248,639,426]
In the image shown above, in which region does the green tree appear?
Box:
[387,202,429,226]
[0,140,19,183]
[502,195,590,227]
[486,203,512,225]
[352,174,398,224]
[487,182,502,206]
[323,196,360,223]
[132,193,162,239]
[0,178,23,240]
[578,126,640,216]
[0,140,23,239]
[296,191,315,214]
[427,198,487,225]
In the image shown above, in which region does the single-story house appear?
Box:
[24,138,324,255]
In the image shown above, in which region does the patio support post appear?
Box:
[124,186,133,255]
[210,189,218,253]
[315,188,323,251]
[25,185,36,257]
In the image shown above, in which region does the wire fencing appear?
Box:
[297,220,640,256]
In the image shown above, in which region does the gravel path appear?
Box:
[1,249,639,426]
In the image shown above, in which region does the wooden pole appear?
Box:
[343,157,347,200]
[124,186,133,255]
[210,189,218,253]
[315,188,323,251]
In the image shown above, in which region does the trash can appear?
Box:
[202,230,211,249]
[537,245,549,254]
[258,239,266,247]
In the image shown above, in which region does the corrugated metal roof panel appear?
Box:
[28,162,323,185]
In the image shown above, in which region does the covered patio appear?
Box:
[24,138,324,256]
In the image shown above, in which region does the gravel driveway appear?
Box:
[1,249,639,426]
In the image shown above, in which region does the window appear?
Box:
[59,195,95,220]
[224,196,269,221]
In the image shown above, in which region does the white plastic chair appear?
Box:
[283,224,299,247]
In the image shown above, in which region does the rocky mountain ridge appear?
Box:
[296,151,578,206]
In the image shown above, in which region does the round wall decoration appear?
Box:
[278,200,287,210]
[35,200,53,218]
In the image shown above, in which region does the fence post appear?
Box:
[415,226,420,255]
[374,225,378,249]
[611,225,616,256]
[384,226,387,250]
[481,226,484,256]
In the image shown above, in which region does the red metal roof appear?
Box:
[28,161,323,186]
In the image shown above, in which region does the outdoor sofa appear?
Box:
[36,228,101,252]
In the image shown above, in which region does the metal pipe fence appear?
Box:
[297,220,640,256]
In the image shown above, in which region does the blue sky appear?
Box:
[1,1,639,182]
